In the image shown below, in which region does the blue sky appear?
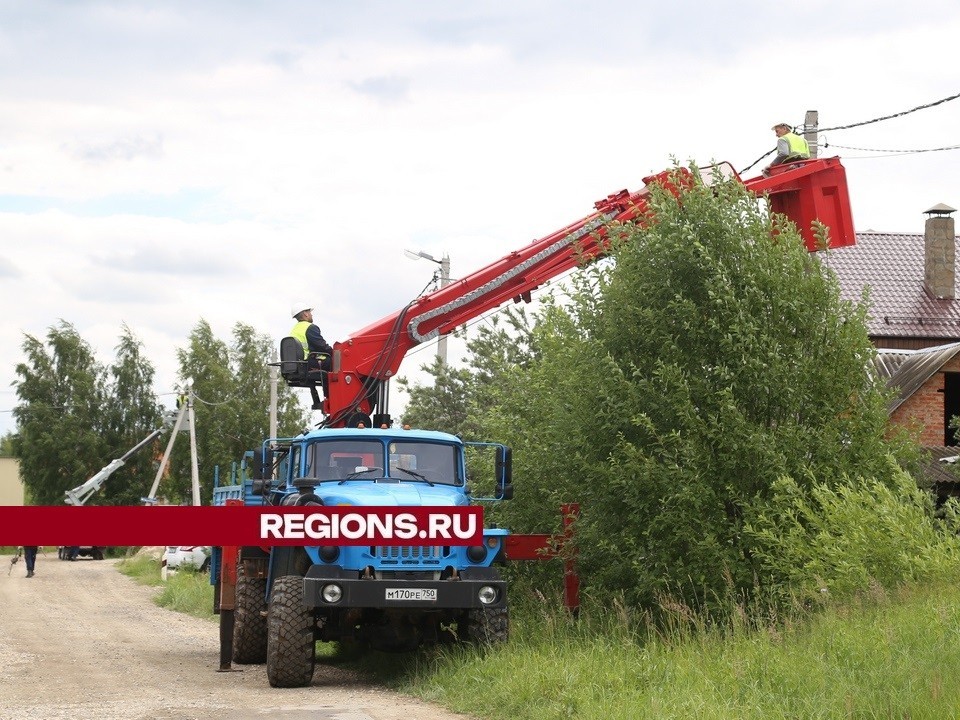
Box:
[1,0,959,437]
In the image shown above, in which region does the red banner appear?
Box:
[0,506,484,546]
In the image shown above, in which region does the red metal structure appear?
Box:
[301,157,855,429]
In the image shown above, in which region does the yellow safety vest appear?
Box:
[290,321,311,358]
[784,132,810,159]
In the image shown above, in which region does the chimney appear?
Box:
[924,203,957,299]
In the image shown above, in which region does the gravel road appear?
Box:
[0,552,473,720]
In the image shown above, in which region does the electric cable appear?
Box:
[820,140,960,155]
[739,90,960,174]
[819,91,960,132]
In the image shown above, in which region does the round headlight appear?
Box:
[466,545,487,563]
[322,583,343,603]
[478,585,498,605]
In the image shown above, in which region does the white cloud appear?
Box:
[1,1,959,438]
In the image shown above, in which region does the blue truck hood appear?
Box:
[316,481,466,507]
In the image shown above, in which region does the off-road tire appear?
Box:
[232,572,268,664]
[466,606,509,645]
[266,575,315,687]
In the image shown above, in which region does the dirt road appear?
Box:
[0,552,473,720]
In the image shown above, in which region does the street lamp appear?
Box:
[404,249,451,363]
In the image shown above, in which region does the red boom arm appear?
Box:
[321,158,855,427]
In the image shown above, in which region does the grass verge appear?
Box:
[118,553,216,620]
[115,556,960,719]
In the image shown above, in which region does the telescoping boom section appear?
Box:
[315,157,855,427]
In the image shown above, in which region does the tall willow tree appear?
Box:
[99,325,164,506]
[13,322,109,505]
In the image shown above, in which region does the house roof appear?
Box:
[873,343,960,413]
[917,446,960,492]
[823,231,960,340]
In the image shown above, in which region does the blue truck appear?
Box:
[212,425,513,688]
[210,158,857,687]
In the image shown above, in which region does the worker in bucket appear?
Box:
[763,122,810,175]
[290,303,334,395]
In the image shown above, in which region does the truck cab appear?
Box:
[213,426,512,687]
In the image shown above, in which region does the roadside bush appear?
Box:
[746,462,960,603]
[475,165,910,616]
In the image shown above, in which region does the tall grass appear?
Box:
[116,554,960,718]
[389,581,960,720]
[118,554,215,619]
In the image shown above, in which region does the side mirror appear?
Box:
[252,448,273,480]
[495,446,513,501]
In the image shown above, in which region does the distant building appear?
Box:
[827,205,960,446]
[0,457,24,506]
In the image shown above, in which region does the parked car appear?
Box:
[161,546,211,579]
[57,546,105,560]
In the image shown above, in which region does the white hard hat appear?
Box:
[291,303,312,319]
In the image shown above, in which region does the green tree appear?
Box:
[565,170,899,610]
[167,320,310,503]
[397,354,475,434]
[449,167,906,613]
[12,321,109,505]
[398,307,538,437]
[0,432,15,456]
[99,325,164,506]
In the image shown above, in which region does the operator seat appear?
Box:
[279,336,324,410]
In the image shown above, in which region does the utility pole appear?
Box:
[269,364,278,441]
[437,253,451,365]
[804,110,818,159]
[143,379,201,506]
[186,382,201,506]
[404,249,451,364]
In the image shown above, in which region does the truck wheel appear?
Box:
[466,606,509,645]
[232,572,268,664]
[266,575,316,687]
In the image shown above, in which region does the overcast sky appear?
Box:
[2,0,959,438]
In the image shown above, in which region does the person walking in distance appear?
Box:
[23,546,38,578]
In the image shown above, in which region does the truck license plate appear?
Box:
[385,588,437,602]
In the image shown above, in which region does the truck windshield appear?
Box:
[304,438,460,485]
[388,441,460,486]
[306,440,384,481]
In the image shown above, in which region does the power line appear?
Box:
[821,140,960,155]
[819,91,960,132]
[739,91,960,174]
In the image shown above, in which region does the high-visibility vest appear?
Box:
[784,132,810,159]
[290,321,311,358]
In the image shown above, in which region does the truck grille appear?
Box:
[373,546,447,566]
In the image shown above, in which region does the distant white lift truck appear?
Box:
[63,426,166,506]
[63,380,201,507]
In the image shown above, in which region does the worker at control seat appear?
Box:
[763,122,810,175]
[290,303,334,393]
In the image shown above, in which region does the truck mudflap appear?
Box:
[302,566,507,610]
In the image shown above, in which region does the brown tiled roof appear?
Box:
[822,231,960,340]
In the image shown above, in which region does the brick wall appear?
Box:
[891,354,960,445]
